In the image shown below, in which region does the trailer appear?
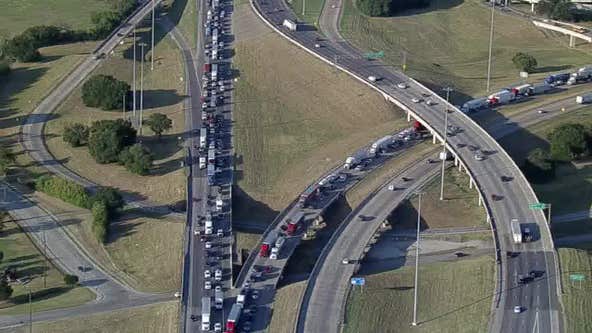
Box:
[510,219,522,244]
[211,63,218,81]
[344,149,372,169]
[369,135,394,155]
[487,90,515,105]
[282,19,298,31]
[203,63,211,73]
[200,127,207,148]
[215,290,223,310]
[568,66,592,85]
[201,297,211,331]
[544,73,570,85]
[207,163,216,185]
[260,230,277,257]
[461,98,488,113]
[528,83,551,95]
[576,93,592,104]
[286,211,305,236]
[226,303,243,333]
[299,185,320,208]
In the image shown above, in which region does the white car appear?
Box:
[314,43,320,48]
[367,76,377,82]
[219,85,225,92]
[205,281,212,290]
[217,229,224,237]
[205,241,212,249]
[397,83,407,89]
[411,98,421,103]
[199,157,206,169]
[251,290,259,300]
[474,154,484,161]
[514,306,522,313]
[214,322,222,332]
[194,229,200,236]
[215,285,222,292]
[388,184,395,191]
[215,269,222,281]
[202,102,207,109]
[426,100,435,106]
[537,109,546,114]
[204,270,211,279]
[342,258,350,264]
[174,291,181,298]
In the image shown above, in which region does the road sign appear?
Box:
[520,71,529,78]
[570,274,585,281]
[365,51,384,60]
[529,203,547,210]
[351,277,365,286]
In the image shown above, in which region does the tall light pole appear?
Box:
[486,0,495,92]
[139,42,147,136]
[440,87,453,201]
[20,282,32,333]
[132,28,137,128]
[302,0,306,17]
[151,0,155,71]
[412,192,423,326]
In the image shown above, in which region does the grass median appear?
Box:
[558,247,592,333]
[340,0,592,100]
[344,255,495,333]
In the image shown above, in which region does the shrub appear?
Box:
[0,25,86,62]
[145,113,172,139]
[34,176,91,208]
[64,274,79,286]
[91,200,109,243]
[88,119,136,163]
[512,52,538,73]
[537,0,573,20]
[523,148,555,183]
[92,187,124,212]
[82,75,130,111]
[0,279,12,301]
[62,123,89,147]
[548,123,589,161]
[118,144,153,175]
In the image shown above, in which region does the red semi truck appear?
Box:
[413,120,426,132]
[286,211,305,236]
[259,231,277,257]
[203,63,211,73]
[225,303,242,333]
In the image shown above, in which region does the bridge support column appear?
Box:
[569,35,576,48]
[454,156,459,167]
[469,177,474,189]
[531,2,534,12]
[478,194,483,207]
[458,162,463,173]
[432,135,437,144]
[407,112,411,122]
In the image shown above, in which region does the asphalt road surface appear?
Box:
[248,0,561,332]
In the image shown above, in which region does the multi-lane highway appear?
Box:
[246,0,561,332]
[179,0,236,330]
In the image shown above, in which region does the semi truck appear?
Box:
[207,163,216,185]
[282,19,298,31]
[511,84,532,96]
[286,211,304,236]
[461,98,488,113]
[487,90,515,105]
[201,296,211,331]
[208,146,216,164]
[215,289,223,310]
[299,186,320,208]
[260,231,277,257]
[211,63,218,81]
[200,127,207,148]
[344,149,372,169]
[528,83,551,95]
[510,219,522,244]
[544,72,570,85]
[212,28,219,44]
[369,135,394,155]
[568,66,592,85]
[270,236,286,260]
[576,93,592,104]
[226,303,243,333]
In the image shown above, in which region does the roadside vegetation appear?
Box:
[268,282,307,333]
[340,0,592,100]
[0,213,94,315]
[344,256,494,333]
[1,301,179,333]
[558,247,592,333]
[232,0,407,226]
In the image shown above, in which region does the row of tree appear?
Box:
[357,0,430,17]
[523,123,592,183]
[0,0,138,63]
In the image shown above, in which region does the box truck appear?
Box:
[226,303,242,333]
[511,219,522,244]
[282,19,298,31]
[200,127,207,148]
[201,297,211,331]
[270,236,286,260]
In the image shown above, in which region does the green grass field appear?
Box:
[340,0,592,100]
[232,1,407,225]
[344,256,494,333]
[268,282,307,333]
[2,301,179,333]
[558,247,592,333]
[0,0,109,38]
[389,166,488,230]
[0,218,94,315]
[288,0,326,25]
[167,0,198,50]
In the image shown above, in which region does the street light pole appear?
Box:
[139,42,147,136]
[486,0,495,92]
[440,87,453,201]
[132,28,137,128]
[151,0,155,71]
[412,192,423,326]
[122,93,126,120]
[302,0,306,17]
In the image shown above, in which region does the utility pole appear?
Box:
[302,0,306,17]
[486,0,495,92]
[43,228,47,288]
[28,287,32,333]
[122,93,126,120]
[139,42,147,136]
[151,0,155,71]
[412,192,423,327]
[440,87,453,201]
[132,28,137,128]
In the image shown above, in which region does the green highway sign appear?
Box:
[570,274,586,281]
[365,51,384,60]
[529,203,547,210]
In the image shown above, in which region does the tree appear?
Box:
[523,148,555,183]
[0,279,12,301]
[62,123,89,147]
[90,11,123,39]
[81,75,130,111]
[91,200,109,243]
[0,147,16,176]
[537,0,573,20]
[357,0,429,16]
[118,144,153,175]
[548,123,589,161]
[92,187,124,212]
[63,274,79,286]
[88,119,136,163]
[145,113,172,139]
[512,52,538,73]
